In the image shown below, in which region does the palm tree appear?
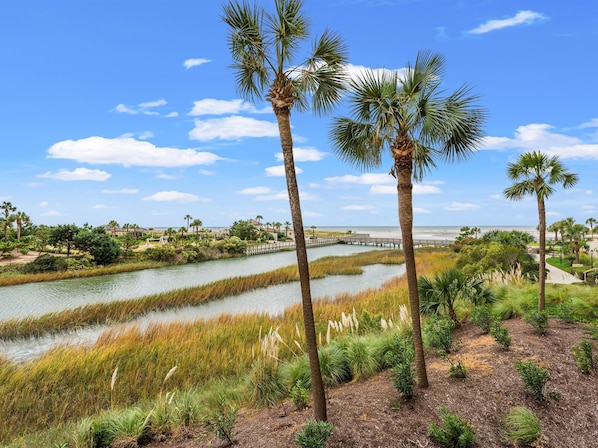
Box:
[108,220,119,237]
[15,211,30,241]
[330,51,486,387]
[504,151,578,311]
[418,269,494,326]
[586,217,596,239]
[184,214,193,231]
[1,201,16,240]
[191,218,203,238]
[284,220,292,238]
[223,0,348,421]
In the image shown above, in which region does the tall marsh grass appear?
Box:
[0,249,455,444]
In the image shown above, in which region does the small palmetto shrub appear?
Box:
[490,322,512,350]
[572,340,595,374]
[502,406,541,445]
[427,406,476,448]
[469,305,494,334]
[294,420,334,448]
[515,360,550,401]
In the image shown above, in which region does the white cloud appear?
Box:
[189,99,270,116]
[199,169,215,176]
[342,205,376,211]
[414,207,431,214]
[156,173,177,180]
[138,131,154,140]
[265,165,304,177]
[256,190,314,201]
[468,10,547,34]
[275,147,327,162]
[114,104,137,114]
[444,201,480,211]
[345,64,407,82]
[165,112,179,118]
[112,99,171,116]
[189,116,280,141]
[39,201,48,207]
[38,167,111,181]
[546,211,561,217]
[369,184,442,195]
[579,118,598,129]
[143,191,209,203]
[303,211,322,218]
[239,186,273,195]
[41,210,61,216]
[92,204,110,209]
[489,194,502,199]
[325,173,393,185]
[48,136,223,167]
[184,58,211,69]
[481,122,598,159]
[102,188,139,194]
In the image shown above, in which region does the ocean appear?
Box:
[315,226,539,241]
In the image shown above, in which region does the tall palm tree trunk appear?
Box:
[396,156,429,388]
[276,110,327,421]
[537,198,546,312]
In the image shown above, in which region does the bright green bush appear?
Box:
[428,406,476,447]
[572,340,595,374]
[469,305,494,334]
[388,335,416,399]
[202,395,237,445]
[295,420,334,448]
[423,316,456,354]
[523,311,550,336]
[515,360,549,401]
[490,322,512,350]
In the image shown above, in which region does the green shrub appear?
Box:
[555,301,575,323]
[469,305,494,334]
[90,413,119,448]
[523,311,549,335]
[490,322,512,350]
[23,254,68,274]
[388,335,416,399]
[448,360,467,379]
[427,406,476,447]
[502,406,541,445]
[174,389,202,427]
[294,420,334,448]
[318,343,351,387]
[341,337,378,380]
[202,394,237,445]
[246,359,287,407]
[290,380,310,410]
[515,360,549,401]
[572,340,595,374]
[423,316,456,354]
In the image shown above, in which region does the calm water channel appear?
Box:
[0,245,405,362]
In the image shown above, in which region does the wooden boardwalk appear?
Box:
[339,234,452,248]
[245,238,339,256]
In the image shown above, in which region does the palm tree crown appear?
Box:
[330,50,486,388]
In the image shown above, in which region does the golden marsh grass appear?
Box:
[0,248,456,443]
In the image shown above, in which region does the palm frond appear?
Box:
[294,29,348,115]
[329,118,384,170]
[267,0,309,72]
[223,1,270,101]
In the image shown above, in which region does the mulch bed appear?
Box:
[144,319,598,448]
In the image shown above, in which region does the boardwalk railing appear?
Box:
[339,234,453,248]
[245,237,339,256]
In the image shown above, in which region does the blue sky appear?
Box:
[2,0,597,230]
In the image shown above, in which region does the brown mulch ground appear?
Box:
[143,319,598,448]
